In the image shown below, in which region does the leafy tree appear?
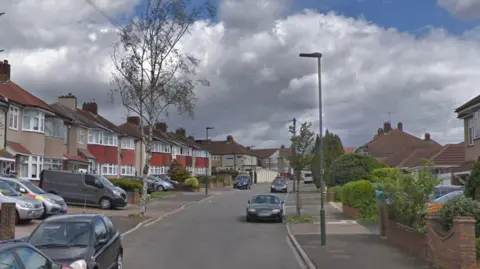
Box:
[168,165,190,183]
[110,0,215,216]
[369,168,400,183]
[311,130,345,188]
[464,161,480,200]
[326,153,384,187]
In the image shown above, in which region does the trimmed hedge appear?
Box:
[342,180,377,221]
[184,178,199,189]
[438,196,480,237]
[110,178,143,192]
[329,186,343,202]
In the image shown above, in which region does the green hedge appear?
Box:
[329,186,343,202]
[184,178,199,189]
[438,196,480,237]
[342,180,377,221]
[110,178,143,192]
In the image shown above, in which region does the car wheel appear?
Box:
[157,185,164,192]
[116,252,123,269]
[100,198,112,210]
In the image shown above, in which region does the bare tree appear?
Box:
[289,122,314,217]
[110,0,215,216]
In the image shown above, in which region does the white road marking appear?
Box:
[286,236,307,269]
[325,220,357,225]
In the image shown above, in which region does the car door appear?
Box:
[83,175,103,205]
[103,216,121,265]
[0,249,20,269]
[14,246,53,269]
[93,217,114,269]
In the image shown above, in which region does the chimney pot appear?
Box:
[155,122,168,132]
[383,122,391,133]
[127,116,141,127]
[246,146,251,150]
[226,135,234,142]
[188,135,195,141]
[281,145,285,149]
[377,128,384,135]
[424,133,431,141]
[175,128,186,137]
[82,102,98,115]
[397,121,403,131]
[0,59,11,82]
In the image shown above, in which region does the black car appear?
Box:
[153,174,179,186]
[246,194,284,223]
[233,175,251,190]
[270,178,287,193]
[0,240,71,269]
[27,214,123,269]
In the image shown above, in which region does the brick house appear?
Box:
[0,95,14,173]
[168,129,210,176]
[118,116,146,176]
[253,145,292,175]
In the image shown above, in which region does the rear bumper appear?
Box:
[271,187,287,193]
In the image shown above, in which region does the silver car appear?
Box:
[0,177,67,216]
[0,181,43,222]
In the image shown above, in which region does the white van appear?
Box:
[301,170,313,184]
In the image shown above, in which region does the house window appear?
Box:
[22,110,45,132]
[120,165,135,176]
[8,106,18,130]
[468,118,474,146]
[121,138,135,150]
[44,158,63,171]
[149,166,168,175]
[45,118,66,138]
[100,164,118,176]
[475,111,480,139]
[19,155,43,180]
[87,130,118,147]
[78,130,84,144]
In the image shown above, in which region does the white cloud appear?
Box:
[437,0,480,20]
[1,0,478,149]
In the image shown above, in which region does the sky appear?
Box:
[2,0,480,149]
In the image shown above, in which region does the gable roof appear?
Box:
[118,122,143,139]
[358,129,441,158]
[344,147,356,153]
[384,142,465,168]
[50,103,104,130]
[201,140,257,156]
[0,81,55,113]
[399,146,443,168]
[253,148,278,159]
[431,142,465,166]
[167,132,202,150]
[77,109,124,135]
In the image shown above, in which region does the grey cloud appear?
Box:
[437,0,480,20]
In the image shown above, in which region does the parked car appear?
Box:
[426,190,465,214]
[246,194,284,223]
[0,176,67,216]
[270,177,287,193]
[233,175,251,190]
[0,181,44,223]
[153,174,179,186]
[27,214,123,269]
[0,240,73,269]
[301,170,313,184]
[428,185,464,202]
[39,170,127,210]
[148,176,174,191]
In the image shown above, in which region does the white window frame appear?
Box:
[120,165,135,176]
[100,164,118,176]
[468,117,474,146]
[121,138,135,150]
[19,155,43,180]
[88,130,118,147]
[22,109,45,133]
[474,111,480,139]
[43,158,63,171]
[8,106,19,130]
[45,118,66,139]
[78,129,84,144]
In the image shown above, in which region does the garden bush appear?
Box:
[329,186,343,202]
[168,166,190,182]
[464,161,480,200]
[369,168,400,183]
[110,178,143,192]
[341,180,377,221]
[326,153,384,187]
[438,196,480,237]
[184,178,199,189]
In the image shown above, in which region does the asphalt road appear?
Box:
[122,184,302,269]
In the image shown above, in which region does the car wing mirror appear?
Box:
[19,187,27,193]
[281,201,285,205]
[97,238,108,245]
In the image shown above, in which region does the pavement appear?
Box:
[286,183,437,268]
[122,184,303,269]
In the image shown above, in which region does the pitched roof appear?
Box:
[451,160,475,173]
[76,109,124,135]
[279,147,292,158]
[168,132,202,150]
[383,150,416,167]
[0,81,55,112]
[118,122,143,139]
[6,141,31,155]
[399,146,443,168]
[201,140,256,156]
[253,148,278,158]
[359,129,441,158]
[50,103,101,129]
[432,143,465,166]
[344,147,356,153]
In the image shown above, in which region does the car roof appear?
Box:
[42,214,104,223]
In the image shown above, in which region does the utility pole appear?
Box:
[291,118,297,193]
[0,12,4,53]
[205,127,214,176]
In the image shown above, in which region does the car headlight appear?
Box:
[20,203,34,208]
[272,209,281,213]
[271,185,275,188]
[70,259,87,269]
[247,208,256,212]
[113,190,121,196]
[45,198,56,204]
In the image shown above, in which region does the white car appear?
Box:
[302,172,313,184]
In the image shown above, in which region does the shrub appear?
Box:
[184,178,199,189]
[198,176,211,184]
[326,153,384,187]
[438,196,480,237]
[342,180,377,221]
[464,161,480,200]
[369,168,400,183]
[329,186,343,202]
[168,166,190,182]
[111,178,143,192]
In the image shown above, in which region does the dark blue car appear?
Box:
[233,175,251,190]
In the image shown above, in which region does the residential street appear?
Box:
[122,184,302,269]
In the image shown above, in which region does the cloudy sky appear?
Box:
[2,0,480,149]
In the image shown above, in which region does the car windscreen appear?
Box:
[252,195,280,204]
[273,179,285,185]
[304,173,312,177]
[0,182,20,196]
[236,176,249,182]
[96,175,115,187]
[19,179,46,194]
[29,221,92,247]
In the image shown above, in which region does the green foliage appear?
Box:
[168,165,190,182]
[464,161,480,200]
[383,166,441,231]
[111,178,143,192]
[341,180,377,221]
[326,153,384,186]
[476,238,480,258]
[438,196,480,237]
[289,122,315,173]
[311,130,345,188]
[184,177,199,189]
[369,168,400,183]
[285,214,313,223]
[329,186,343,202]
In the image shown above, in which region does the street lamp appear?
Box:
[205,127,214,177]
[248,145,257,184]
[299,52,326,246]
[205,127,214,140]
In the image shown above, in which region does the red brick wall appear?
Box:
[385,219,427,259]
[342,204,360,219]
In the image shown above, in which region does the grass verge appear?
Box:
[285,214,313,223]
[150,191,177,199]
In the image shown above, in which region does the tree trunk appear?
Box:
[140,125,153,216]
[296,171,301,217]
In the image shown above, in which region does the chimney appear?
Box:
[58,93,77,109]
[127,116,140,127]
[424,133,431,141]
[155,122,167,132]
[383,122,391,133]
[246,146,251,150]
[188,136,195,141]
[0,60,10,82]
[377,128,384,135]
[175,128,186,137]
[226,135,234,142]
[82,102,98,115]
[397,121,403,131]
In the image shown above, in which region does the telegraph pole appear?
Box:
[291,118,297,193]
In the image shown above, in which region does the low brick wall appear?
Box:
[127,189,140,205]
[327,192,334,202]
[385,219,427,259]
[0,203,16,240]
[342,204,360,219]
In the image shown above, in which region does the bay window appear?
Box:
[121,138,135,150]
[468,118,474,146]
[19,155,43,180]
[45,118,66,139]
[78,129,84,144]
[44,158,63,170]
[149,166,169,175]
[88,130,118,147]
[121,165,135,176]
[8,106,18,130]
[97,163,118,176]
[22,110,45,132]
[152,142,171,153]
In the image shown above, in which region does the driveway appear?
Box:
[122,184,303,269]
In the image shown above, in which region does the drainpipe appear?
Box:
[4,101,8,148]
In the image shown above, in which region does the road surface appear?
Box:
[123,184,302,269]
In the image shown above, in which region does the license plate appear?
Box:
[258,212,271,217]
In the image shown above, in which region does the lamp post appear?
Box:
[248,145,256,184]
[205,127,214,178]
[299,52,326,246]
